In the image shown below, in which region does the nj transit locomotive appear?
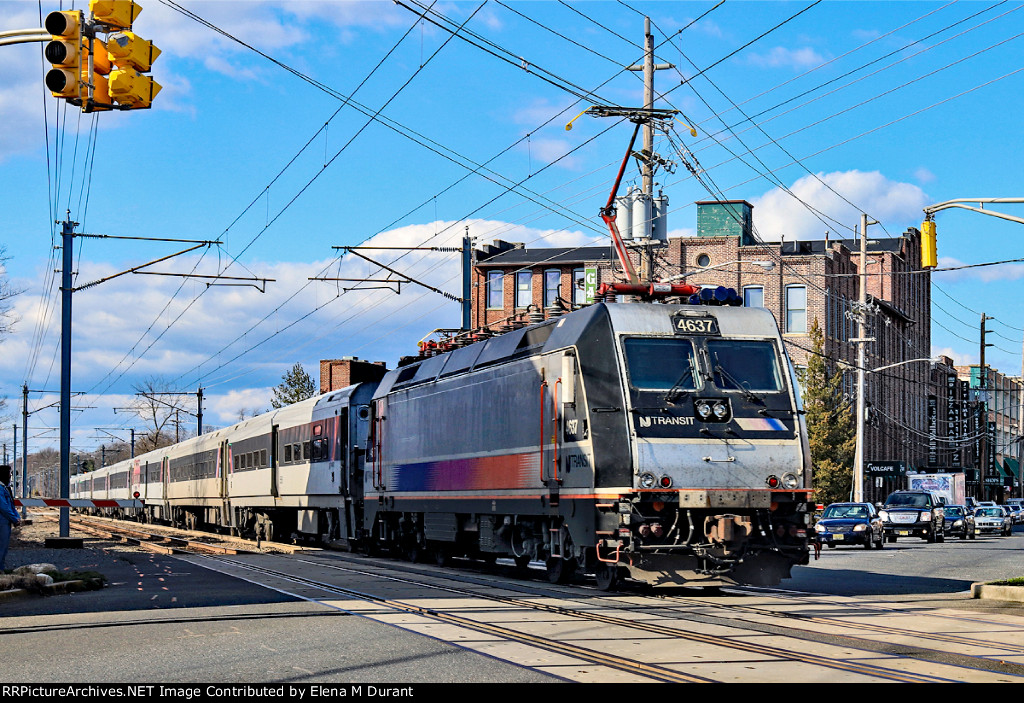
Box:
[72,300,813,588]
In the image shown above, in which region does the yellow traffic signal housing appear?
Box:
[44,9,81,40]
[921,220,937,269]
[89,0,142,29]
[109,69,161,108]
[106,31,161,72]
[44,11,84,99]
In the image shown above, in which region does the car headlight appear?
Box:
[920,511,932,522]
[953,519,963,527]
[814,523,826,533]
[879,510,889,521]
[852,524,866,532]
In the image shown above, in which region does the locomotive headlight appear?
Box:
[781,473,799,489]
[712,401,729,420]
[639,472,657,489]
[696,401,712,420]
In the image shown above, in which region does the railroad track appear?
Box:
[187,551,1021,683]
[41,513,1024,683]
[51,515,259,556]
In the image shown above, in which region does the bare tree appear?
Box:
[236,407,264,423]
[128,376,194,452]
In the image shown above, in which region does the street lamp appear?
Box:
[659,259,775,283]
[854,356,940,503]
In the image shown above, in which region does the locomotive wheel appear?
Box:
[594,563,621,591]
[546,556,577,584]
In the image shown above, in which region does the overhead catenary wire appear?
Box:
[24,1,1015,446]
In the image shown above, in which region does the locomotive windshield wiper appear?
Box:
[665,355,699,404]
[712,356,764,405]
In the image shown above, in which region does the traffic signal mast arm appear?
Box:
[921,197,1024,269]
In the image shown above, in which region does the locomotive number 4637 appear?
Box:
[671,315,720,335]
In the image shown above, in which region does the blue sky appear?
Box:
[1,0,1023,454]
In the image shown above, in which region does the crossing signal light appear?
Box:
[89,0,142,29]
[921,220,937,269]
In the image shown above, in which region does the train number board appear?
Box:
[671,314,720,335]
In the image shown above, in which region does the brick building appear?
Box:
[473,200,938,498]
[953,364,1023,500]
[319,357,389,394]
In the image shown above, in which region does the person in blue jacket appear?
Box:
[0,465,21,571]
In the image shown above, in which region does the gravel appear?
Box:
[3,511,139,580]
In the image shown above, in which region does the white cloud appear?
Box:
[932,256,1024,284]
[522,137,581,171]
[1,219,592,405]
[913,167,935,185]
[666,227,697,239]
[931,346,975,367]
[746,46,826,70]
[750,170,929,241]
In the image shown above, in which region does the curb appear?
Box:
[0,579,88,603]
[971,582,1024,603]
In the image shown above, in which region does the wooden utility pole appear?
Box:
[626,17,673,282]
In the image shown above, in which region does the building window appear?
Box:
[696,253,711,268]
[516,271,532,308]
[786,285,807,333]
[487,271,504,309]
[573,268,587,305]
[743,286,764,308]
[544,269,561,308]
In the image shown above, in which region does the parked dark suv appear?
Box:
[879,491,945,543]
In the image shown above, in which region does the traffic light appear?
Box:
[109,68,160,108]
[921,220,937,269]
[106,31,160,72]
[93,2,162,109]
[43,10,83,99]
[89,0,142,30]
[45,1,159,111]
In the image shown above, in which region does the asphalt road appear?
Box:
[786,524,1024,597]
[0,547,557,684]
